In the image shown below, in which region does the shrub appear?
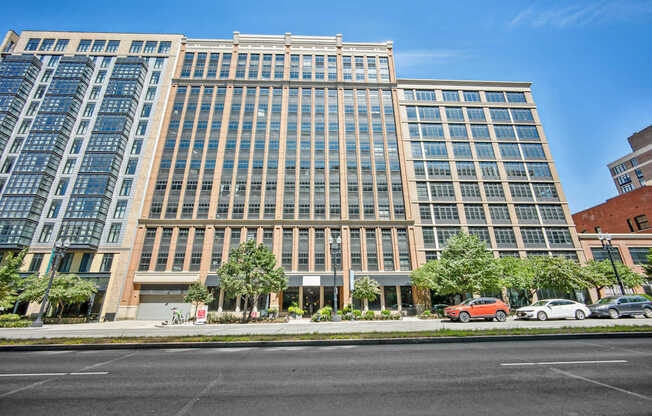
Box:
[390,312,401,320]
[0,313,22,322]
[267,307,279,318]
[381,309,391,317]
[0,319,30,328]
[288,302,305,317]
[43,317,88,324]
[352,309,362,319]
[419,310,436,319]
[207,312,241,324]
[364,310,376,320]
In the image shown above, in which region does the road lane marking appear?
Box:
[174,371,223,416]
[500,360,628,366]
[0,379,52,399]
[79,351,137,371]
[0,372,109,377]
[550,367,652,401]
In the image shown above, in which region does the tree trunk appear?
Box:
[363,299,368,312]
[242,296,249,323]
[596,286,604,300]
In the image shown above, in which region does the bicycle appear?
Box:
[162,303,186,326]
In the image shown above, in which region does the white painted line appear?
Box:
[0,379,52,398]
[500,360,628,366]
[551,368,652,401]
[0,372,108,377]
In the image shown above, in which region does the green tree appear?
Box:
[0,250,27,311]
[18,274,97,318]
[218,239,287,322]
[497,256,537,303]
[184,282,214,320]
[352,276,381,311]
[582,259,614,297]
[527,256,588,295]
[410,233,501,296]
[643,248,652,277]
[583,259,646,297]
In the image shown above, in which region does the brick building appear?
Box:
[573,186,651,234]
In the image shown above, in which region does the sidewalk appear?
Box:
[1,317,651,340]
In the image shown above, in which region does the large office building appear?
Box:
[608,124,651,194]
[118,32,582,319]
[398,79,582,268]
[0,30,583,320]
[0,31,183,320]
[118,33,417,319]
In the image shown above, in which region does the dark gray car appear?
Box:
[588,295,652,319]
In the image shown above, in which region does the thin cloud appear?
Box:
[509,0,652,28]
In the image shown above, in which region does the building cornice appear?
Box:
[397,78,532,89]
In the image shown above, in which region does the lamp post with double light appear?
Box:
[598,232,625,296]
[31,238,71,327]
[329,234,341,319]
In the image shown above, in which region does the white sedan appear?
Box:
[516,299,591,321]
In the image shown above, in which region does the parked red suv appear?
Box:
[444,297,510,323]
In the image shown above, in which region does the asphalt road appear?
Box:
[0,339,651,415]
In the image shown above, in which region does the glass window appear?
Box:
[466,108,485,121]
[77,39,91,52]
[107,223,121,243]
[485,91,505,102]
[628,247,651,264]
[506,92,526,103]
[26,38,41,51]
[129,41,143,53]
[476,143,495,159]
[442,90,459,102]
[54,39,69,51]
[463,91,480,102]
[511,108,534,122]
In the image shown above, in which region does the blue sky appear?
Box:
[2,0,651,212]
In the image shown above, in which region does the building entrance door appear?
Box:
[303,286,320,316]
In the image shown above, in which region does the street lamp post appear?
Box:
[31,238,70,327]
[598,233,625,296]
[329,235,341,320]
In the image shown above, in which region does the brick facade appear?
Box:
[573,186,652,234]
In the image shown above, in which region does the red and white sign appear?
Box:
[195,305,208,324]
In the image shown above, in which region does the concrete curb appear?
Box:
[1,331,651,351]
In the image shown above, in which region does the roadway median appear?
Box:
[1,325,651,351]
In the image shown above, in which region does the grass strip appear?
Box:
[0,325,651,346]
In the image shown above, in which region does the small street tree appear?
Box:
[184,282,214,320]
[18,274,97,318]
[0,249,26,311]
[583,259,646,297]
[218,239,287,322]
[528,256,588,296]
[411,233,501,297]
[352,276,381,311]
[497,256,537,304]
